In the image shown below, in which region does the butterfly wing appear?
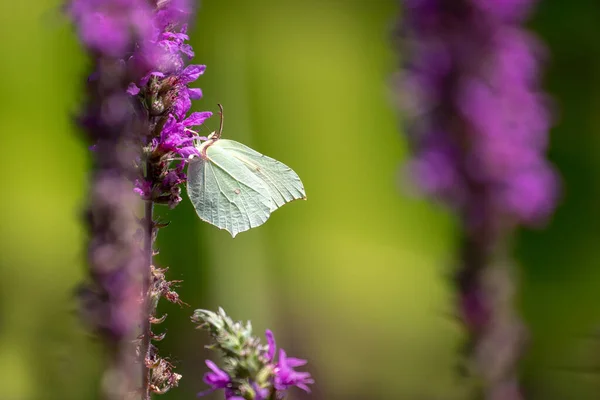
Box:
[186,146,272,237]
[213,139,306,211]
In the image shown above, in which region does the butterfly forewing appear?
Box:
[187,146,272,237]
[213,139,306,211]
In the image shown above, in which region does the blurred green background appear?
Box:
[2,0,600,399]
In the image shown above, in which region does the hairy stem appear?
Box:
[142,198,154,400]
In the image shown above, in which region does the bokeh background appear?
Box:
[2,0,600,399]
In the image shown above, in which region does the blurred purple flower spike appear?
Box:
[398,1,558,399]
[401,0,558,226]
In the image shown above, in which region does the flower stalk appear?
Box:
[397,0,558,398]
[142,200,154,400]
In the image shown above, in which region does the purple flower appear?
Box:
[171,65,207,119]
[134,178,153,199]
[157,111,212,159]
[198,361,246,400]
[203,360,230,391]
[198,361,243,400]
[266,330,314,394]
[274,350,313,393]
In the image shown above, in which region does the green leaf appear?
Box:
[186,139,306,237]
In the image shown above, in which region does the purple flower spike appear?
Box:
[398,1,558,400]
[69,0,209,397]
[193,309,314,400]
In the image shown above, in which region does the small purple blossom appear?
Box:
[134,179,153,199]
[197,363,239,400]
[266,330,314,394]
[202,360,230,391]
[157,112,212,157]
[274,349,313,393]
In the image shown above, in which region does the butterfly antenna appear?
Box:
[217,103,224,139]
[197,121,212,135]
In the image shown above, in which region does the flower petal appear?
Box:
[127,83,140,95]
[184,111,212,127]
[179,64,206,84]
[188,87,203,99]
[265,329,276,361]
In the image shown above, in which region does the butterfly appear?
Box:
[186,105,306,237]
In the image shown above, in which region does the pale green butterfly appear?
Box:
[186,105,306,237]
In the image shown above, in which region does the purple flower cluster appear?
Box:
[200,330,313,400]
[128,0,212,209]
[400,0,557,227]
[69,0,212,209]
